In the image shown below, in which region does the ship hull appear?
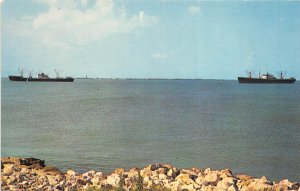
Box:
[9,76,74,82]
[28,78,74,82]
[9,76,28,81]
[238,77,296,84]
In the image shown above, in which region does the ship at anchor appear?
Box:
[238,71,296,84]
[9,69,74,82]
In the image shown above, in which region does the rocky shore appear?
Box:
[1,157,299,191]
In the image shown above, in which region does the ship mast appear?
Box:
[54,69,62,79]
[246,70,253,78]
[277,71,286,79]
[18,68,24,77]
[29,70,33,78]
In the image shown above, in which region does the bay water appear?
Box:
[1,78,300,181]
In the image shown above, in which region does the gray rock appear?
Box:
[19,158,45,169]
[149,164,163,171]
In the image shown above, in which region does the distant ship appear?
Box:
[9,70,74,82]
[238,72,296,84]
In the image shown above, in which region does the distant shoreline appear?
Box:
[75,78,227,80]
[1,77,232,81]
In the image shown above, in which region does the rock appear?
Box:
[56,185,64,190]
[21,167,30,174]
[20,180,28,185]
[201,185,215,191]
[204,171,220,185]
[140,168,152,178]
[181,184,196,191]
[112,168,125,175]
[216,177,235,190]
[2,186,10,191]
[220,168,234,178]
[43,166,62,175]
[66,170,77,176]
[153,179,160,185]
[2,171,13,177]
[106,174,120,187]
[149,163,163,171]
[180,169,198,180]
[1,180,8,187]
[126,168,139,178]
[167,180,180,190]
[195,176,208,186]
[290,182,300,190]
[158,173,167,180]
[175,173,194,185]
[101,183,113,190]
[2,164,15,174]
[49,178,59,186]
[236,174,253,181]
[191,167,202,175]
[259,176,271,184]
[163,164,173,170]
[193,183,201,190]
[204,168,212,174]
[227,184,239,191]
[167,168,176,178]
[156,167,168,175]
[277,179,300,190]
[37,184,44,189]
[1,157,300,191]
[91,177,102,185]
[59,180,66,187]
[247,178,273,191]
[1,157,21,165]
[19,157,45,169]
[150,170,158,178]
[76,179,85,185]
[82,170,96,179]
[95,172,104,178]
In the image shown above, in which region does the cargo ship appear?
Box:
[9,70,74,82]
[238,72,296,84]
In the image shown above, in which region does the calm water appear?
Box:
[1,78,300,181]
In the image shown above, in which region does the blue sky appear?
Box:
[2,0,300,79]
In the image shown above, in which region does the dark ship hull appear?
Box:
[238,77,296,84]
[9,76,28,81]
[9,76,74,82]
[28,78,74,82]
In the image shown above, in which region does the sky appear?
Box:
[1,0,300,79]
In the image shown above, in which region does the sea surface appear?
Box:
[1,78,300,181]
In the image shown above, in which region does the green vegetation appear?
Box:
[117,176,125,191]
[134,172,144,191]
[83,173,171,191]
[148,184,172,191]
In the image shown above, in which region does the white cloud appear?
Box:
[0,0,4,4]
[7,0,158,50]
[188,5,201,15]
[151,53,168,60]
[81,0,89,7]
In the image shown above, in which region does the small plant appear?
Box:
[149,184,172,191]
[85,186,115,191]
[134,172,144,191]
[117,176,125,191]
